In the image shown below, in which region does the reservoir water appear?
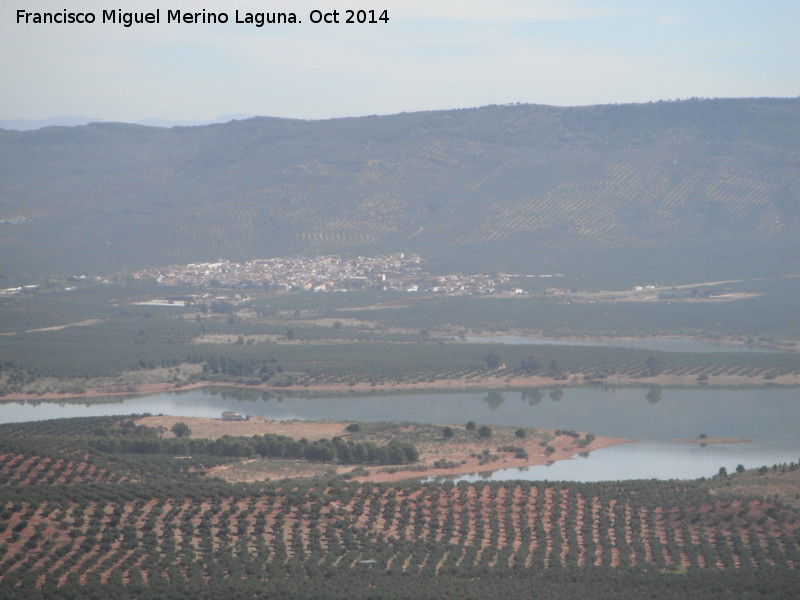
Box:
[2,386,798,481]
[464,335,791,353]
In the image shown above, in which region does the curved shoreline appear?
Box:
[356,436,634,484]
[137,415,633,484]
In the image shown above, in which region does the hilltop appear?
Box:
[1,98,798,283]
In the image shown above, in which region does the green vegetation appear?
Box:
[0,272,797,398]
[0,416,798,598]
[1,98,799,597]
[1,318,796,395]
[1,99,799,283]
[2,270,798,399]
[170,422,191,438]
[0,100,798,597]
[344,280,800,340]
[704,459,800,509]
[0,416,419,469]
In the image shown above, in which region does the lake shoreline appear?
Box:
[457,331,800,353]
[670,437,751,444]
[3,386,797,482]
[132,415,633,484]
[354,436,634,484]
[2,371,799,404]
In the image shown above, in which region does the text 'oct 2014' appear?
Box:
[15,8,390,28]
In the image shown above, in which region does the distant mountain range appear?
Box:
[0,115,255,131]
[1,99,798,284]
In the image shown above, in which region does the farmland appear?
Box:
[1,275,799,400]
[0,415,798,598]
[1,269,797,597]
[0,248,797,403]
[1,98,799,597]
[0,420,800,598]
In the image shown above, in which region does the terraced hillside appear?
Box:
[1,98,798,279]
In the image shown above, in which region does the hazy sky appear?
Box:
[2,0,798,121]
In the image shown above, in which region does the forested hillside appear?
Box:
[1,98,798,280]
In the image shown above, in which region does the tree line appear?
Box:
[88,432,419,466]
